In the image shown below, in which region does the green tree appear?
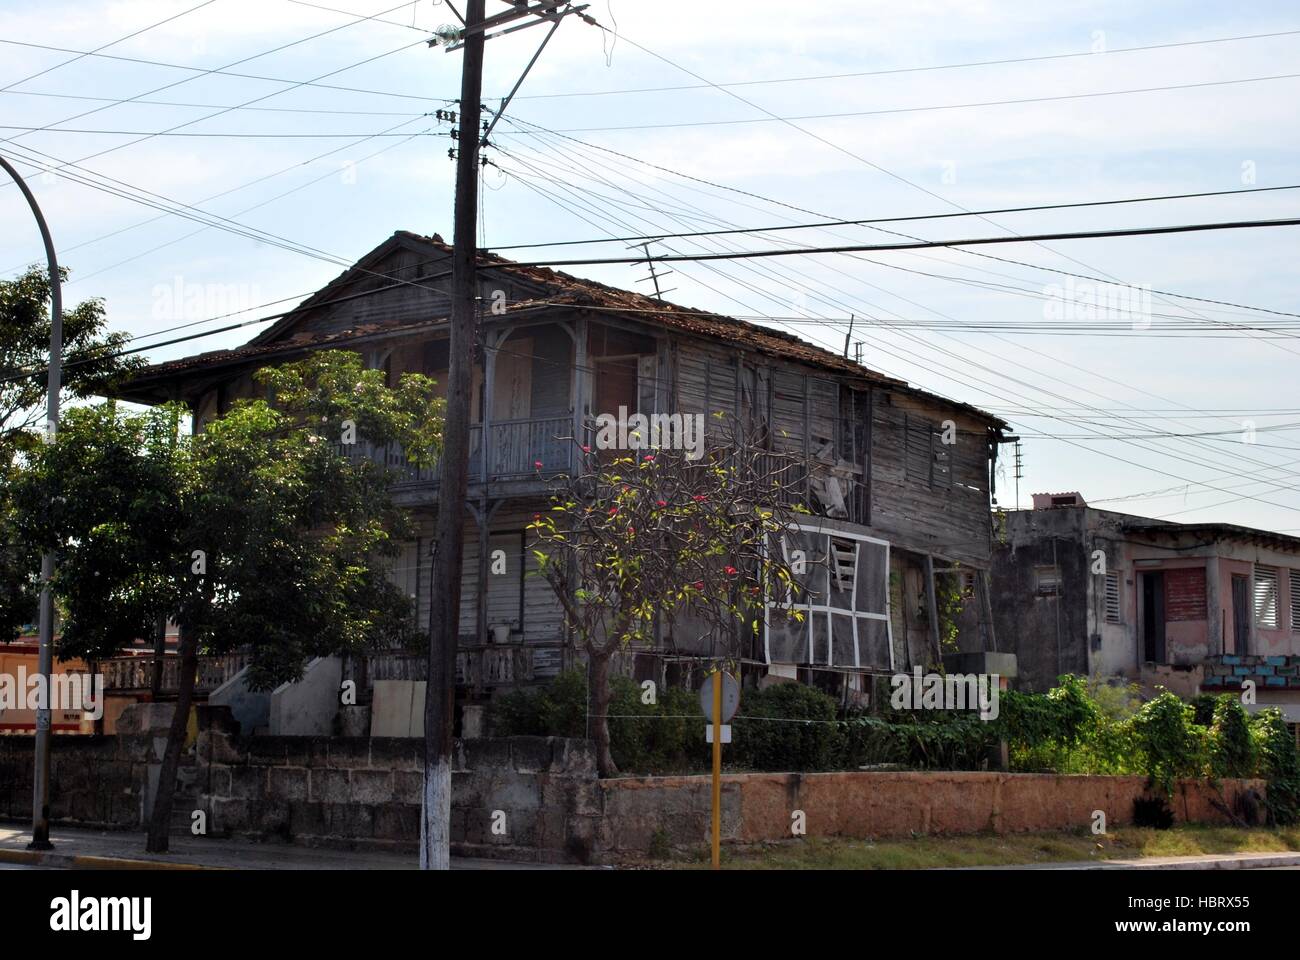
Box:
[17,350,442,852]
[0,266,141,462]
[0,266,141,637]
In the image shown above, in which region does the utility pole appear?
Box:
[422,0,486,873]
[421,0,590,872]
[0,154,63,852]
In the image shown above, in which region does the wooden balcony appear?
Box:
[359,641,566,692]
[96,653,249,697]
[333,415,574,490]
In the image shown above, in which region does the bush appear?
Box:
[489,671,707,772]
[1131,692,1205,794]
[1207,695,1255,780]
[1251,708,1300,825]
[489,670,1297,815]
[731,682,839,771]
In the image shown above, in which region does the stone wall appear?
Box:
[597,770,1267,857]
[0,711,599,863]
[195,729,600,862]
[0,708,1270,865]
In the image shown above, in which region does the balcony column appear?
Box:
[482,329,502,483]
[571,317,588,472]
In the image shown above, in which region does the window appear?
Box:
[1104,572,1121,623]
[1035,565,1061,596]
[1291,570,1300,631]
[766,528,892,670]
[1255,566,1280,629]
[828,536,856,591]
[904,414,952,490]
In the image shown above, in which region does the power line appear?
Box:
[491,121,1300,510]
[489,216,1300,268]
[0,37,443,105]
[0,3,430,189]
[575,17,1300,374]
[0,125,445,138]
[0,89,433,118]
[497,117,1300,322]
[503,28,1300,99]
[500,72,1300,134]
[485,182,1300,250]
[0,0,219,93]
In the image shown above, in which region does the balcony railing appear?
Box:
[359,642,566,690]
[96,653,249,696]
[333,415,573,486]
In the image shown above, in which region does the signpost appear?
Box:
[700,670,739,870]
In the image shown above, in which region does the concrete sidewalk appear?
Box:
[0,824,582,870]
[967,851,1300,870]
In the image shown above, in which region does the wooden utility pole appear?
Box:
[422,0,486,872]
[421,0,593,872]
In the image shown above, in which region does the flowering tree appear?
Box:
[528,416,811,777]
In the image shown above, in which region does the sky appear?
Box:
[1,0,1298,531]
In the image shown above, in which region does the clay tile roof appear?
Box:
[115,230,1008,428]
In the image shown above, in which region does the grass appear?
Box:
[641,825,1300,870]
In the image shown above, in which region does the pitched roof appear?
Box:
[114,231,1008,427]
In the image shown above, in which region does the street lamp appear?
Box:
[0,153,63,851]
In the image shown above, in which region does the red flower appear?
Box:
[608,506,618,515]
[581,445,591,453]
[534,460,543,469]
[627,526,635,536]
[643,455,655,462]
[725,566,738,575]
[693,581,705,590]
[533,513,541,520]
[692,495,707,502]
[656,500,667,508]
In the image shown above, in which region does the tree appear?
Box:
[0,266,141,639]
[528,416,809,777]
[17,350,443,852]
[0,266,140,462]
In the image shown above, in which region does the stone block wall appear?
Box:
[0,706,1273,865]
[190,731,600,862]
[595,770,1268,857]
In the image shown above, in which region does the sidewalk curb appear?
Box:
[0,848,216,870]
[1086,853,1300,871]
[1001,852,1300,871]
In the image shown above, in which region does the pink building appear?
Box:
[991,495,1300,730]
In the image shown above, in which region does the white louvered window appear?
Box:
[1254,566,1279,629]
[1290,570,1300,631]
[1104,572,1121,623]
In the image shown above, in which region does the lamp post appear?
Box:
[0,153,63,851]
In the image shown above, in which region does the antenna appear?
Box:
[629,239,675,300]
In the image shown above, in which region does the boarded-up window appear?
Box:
[1104,572,1121,623]
[1164,567,1206,621]
[1255,566,1280,628]
[765,526,892,669]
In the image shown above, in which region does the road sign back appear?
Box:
[699,672,740,722]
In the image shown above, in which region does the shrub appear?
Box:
[1131,692,1206,794]
[731,683,839,771]
[1251,708,1300,825]
[1207,695,1255,780]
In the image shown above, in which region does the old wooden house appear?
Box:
[116,231,1012,717]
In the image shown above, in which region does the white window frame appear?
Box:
[764,524,893,670]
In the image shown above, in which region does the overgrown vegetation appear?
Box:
[490,671,1300,824]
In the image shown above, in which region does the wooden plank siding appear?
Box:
[146,234,1004,684]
